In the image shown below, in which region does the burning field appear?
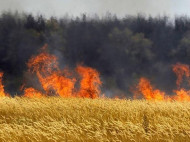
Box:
[0,45,190,141]
[1,44,190,100]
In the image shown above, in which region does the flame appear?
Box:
[136,77,190,102]
[1,44,190,101]
[137,77,165,101]
[172,63,190,88]
[38,72,76,97]
[0,72,7,97]
[23,44,101,98]
[27,44,58,75]
[76,65,102,98]
[21,46,190,101]
[135,63,190,101]
[26,45,76,97]
[136,77,174,101]
[172,63,190,101]
[24,88,43,98]
[173,89,190,101]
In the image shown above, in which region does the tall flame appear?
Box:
[135,63,190,101]
[172,63,190,101]
[1,44,190,101]
[24,44,101,98]
[0,72,7,97]
[172,63,190,88]
[76,65,102,98]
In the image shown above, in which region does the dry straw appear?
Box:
[0,97,189,142]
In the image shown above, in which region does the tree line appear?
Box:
[1,12,190,96]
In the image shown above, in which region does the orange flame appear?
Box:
[136,77,190,102]
[173,89,190,101]
[76,65,102,98]
[172,63,190,88]
[23,44,101,98]
[24,88,43,98]
[172,63,190,101]
[137,77,165,101]
[37,72,76,97]
[135,63,190,101]
[1,44,189,101]
[0,72,7,97]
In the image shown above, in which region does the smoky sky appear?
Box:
[0,0,189,18]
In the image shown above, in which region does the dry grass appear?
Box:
[0,97,189,142]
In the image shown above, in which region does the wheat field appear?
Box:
[0,97,189,142]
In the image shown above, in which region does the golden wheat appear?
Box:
[0,97,189,142]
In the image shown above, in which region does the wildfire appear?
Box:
[76,65,102,99]
[173,89,190,102]
[137,77,165,100]
[135,63,190,101]
[172,63,190,88]
[0,72,7,97]
[24,88,43,98]
[23,44,101,98]
[1,44,190,101]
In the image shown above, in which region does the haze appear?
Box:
[0,0,189,18]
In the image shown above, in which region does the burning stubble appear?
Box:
[1,45,190,101]
[23,44,102,98]
[135,63,190,101]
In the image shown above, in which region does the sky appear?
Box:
[0,0,190,18]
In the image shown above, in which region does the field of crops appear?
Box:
[0,97,189,142]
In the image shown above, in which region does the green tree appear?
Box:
[171,31,190,62]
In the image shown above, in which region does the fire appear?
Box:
[76,65,102,98]
[27,44,58,75]
[18,47,190,101]
[172,63,190,88]
[173,89,190,101]
[137,77,165,100]
[23,44,101,98]
[1,44,190,101]
[172,63,190,101]
[135,63,190,101]
[24,88,43,98]
[0,72,7,97]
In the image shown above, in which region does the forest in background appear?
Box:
[1,12,190,96]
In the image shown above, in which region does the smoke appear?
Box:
[0,0,173,18]
[1,9,190,97]
[95,0,172,17]
[0,0,23,12]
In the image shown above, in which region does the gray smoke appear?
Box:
[0,0,175,18]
